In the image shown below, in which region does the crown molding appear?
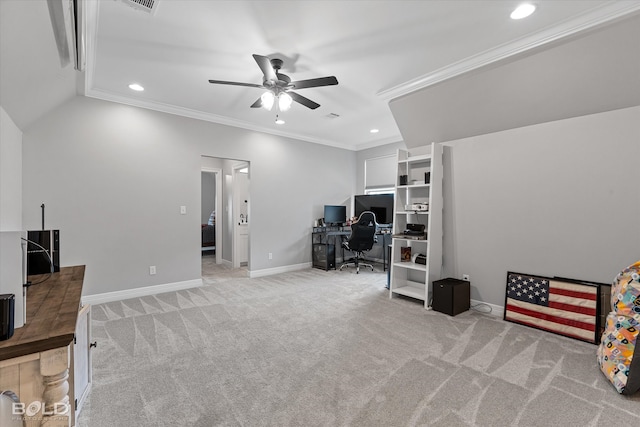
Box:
[84,88,370,150]
[378,2,640,102]
[354,136,404,151]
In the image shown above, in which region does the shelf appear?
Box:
[391,284,425,301]
[399,154,431,163]
[397,184,431,189]
[393,261,427,272]
[396,211,429,215]
[392,236,428,243]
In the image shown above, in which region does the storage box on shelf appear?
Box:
[389,143,443,308]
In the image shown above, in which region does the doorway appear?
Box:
[201,156,250,273]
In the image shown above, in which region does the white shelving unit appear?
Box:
[389,143,443,308]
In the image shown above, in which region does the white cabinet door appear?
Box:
[238,224,249,264]
[73,304,92,421]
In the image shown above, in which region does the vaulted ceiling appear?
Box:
[1,1,639,150]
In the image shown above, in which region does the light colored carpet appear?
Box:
[77,258,640,426]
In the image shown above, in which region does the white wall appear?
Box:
[22,97,356,296]
[441,106,640,307]
[0,106,22,231]
[0,106,24,328]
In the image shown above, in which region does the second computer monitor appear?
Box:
[354,194,394,226]
[323,205,346,226]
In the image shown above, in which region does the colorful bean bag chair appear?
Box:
[597,260,640,394]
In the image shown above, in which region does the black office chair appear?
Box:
[340,211,378,273]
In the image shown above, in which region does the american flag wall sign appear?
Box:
[504,272,599,344]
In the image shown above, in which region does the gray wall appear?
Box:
[17,96,636,308]
[441,106,640,307]
[21,96,356,296]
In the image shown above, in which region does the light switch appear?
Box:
[180,206,187,215]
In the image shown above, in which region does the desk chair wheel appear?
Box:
[339,256,374,274]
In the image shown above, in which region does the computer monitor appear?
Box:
[354,194,394,226]
[323,205,346,226]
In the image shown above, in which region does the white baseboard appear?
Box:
[82,278,203,305]
[470,299,504,318]
[249,262,312,278]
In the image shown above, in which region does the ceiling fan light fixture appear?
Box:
[278,92,293,111]
[261,91,275,111]
[510,4,536,20]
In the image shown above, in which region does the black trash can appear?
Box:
[432,278,470,316]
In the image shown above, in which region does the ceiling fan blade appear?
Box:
[252,54,277,82]
[208,79,264,88]
[250,97,263,108]
[291,76,338,90]
[289,91,320,110]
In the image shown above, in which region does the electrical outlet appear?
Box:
[150,266,156,275]
[462,274,470,281]
[268,253,273,260]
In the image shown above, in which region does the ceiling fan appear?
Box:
[208,54,338,111]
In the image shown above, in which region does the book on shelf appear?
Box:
[400,246,411,262]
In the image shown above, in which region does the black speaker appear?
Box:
[432,278,470,316]
[312,243,335,270]
[1,294,15,341]
[27,230,60,275]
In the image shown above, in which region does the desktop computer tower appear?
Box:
[26,230,60,275]
[0,294,15,341]
[312,243,335,270]
[432,278,470,316]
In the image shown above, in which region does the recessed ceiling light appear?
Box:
[370,128,379,134]
[510,4,536,20]
[128,83,144,91]
[275,118,285,125]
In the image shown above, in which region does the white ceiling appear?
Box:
[1,1,639,150]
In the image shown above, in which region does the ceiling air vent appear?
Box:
[120,0,159,14]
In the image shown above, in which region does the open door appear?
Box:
[233,163,250,268]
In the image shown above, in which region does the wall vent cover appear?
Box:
[120,0,159,14]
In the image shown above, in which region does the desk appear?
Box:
[311,226,391,271]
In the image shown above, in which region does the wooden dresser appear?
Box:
[0,266,91,427]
